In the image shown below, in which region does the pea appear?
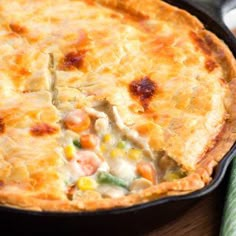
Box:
[117,140,126,149]
[73,140,82,149]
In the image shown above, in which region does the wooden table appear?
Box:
[148,173,229,236]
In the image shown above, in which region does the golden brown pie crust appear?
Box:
[0,0,235,211]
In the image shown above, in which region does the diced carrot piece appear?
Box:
[136,162,157,184]
[80,134,98,149]
[64,109,91,133]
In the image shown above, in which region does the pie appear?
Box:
[0,0,235,212]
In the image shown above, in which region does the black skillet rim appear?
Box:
[1,0,236,217]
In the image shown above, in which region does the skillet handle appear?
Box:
[191,0,236,22]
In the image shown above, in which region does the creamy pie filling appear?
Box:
[60,104,186,200]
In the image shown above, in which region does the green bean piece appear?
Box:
[97,172,128,189]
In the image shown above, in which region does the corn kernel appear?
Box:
[128,149,142,161]
[103,134,112,143]
[164,171,185,182]
[100,144,107,152]
[77,177,97,191]
[110,148,124,159]
[164,172,180,182]
[64,145,75,160]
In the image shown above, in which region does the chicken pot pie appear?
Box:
[0,0,235,212]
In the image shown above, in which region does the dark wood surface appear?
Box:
[148,175,229,236]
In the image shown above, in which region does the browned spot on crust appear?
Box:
[30,123,58,137]
[190,31,211,55]
[0,181,4,188]
[220,78,227,86]
[110,13,120,18]
[23,90,31,93]
[129,76,157,110]
[0,118,5,134]
[205,59,218,72]
[59,51,86,71]
[204,33,227,61]
[19,68,31,76]
[84,0,95,5]
[121,7,149,22]
[9,23,27,34]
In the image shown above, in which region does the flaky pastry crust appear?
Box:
[0,0,235,212]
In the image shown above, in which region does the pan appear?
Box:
[0,0,236,234]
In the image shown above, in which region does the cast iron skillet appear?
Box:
[1,0,236,234]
